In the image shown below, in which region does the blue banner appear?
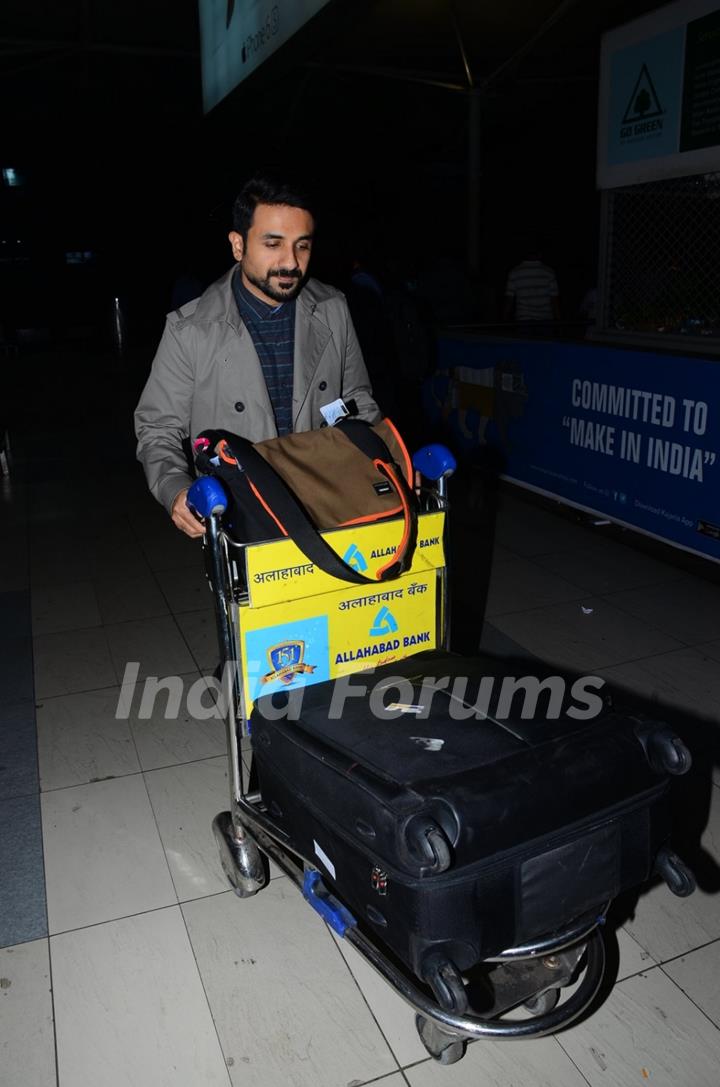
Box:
[428,336,720,562]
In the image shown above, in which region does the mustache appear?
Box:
[269,269,302,279]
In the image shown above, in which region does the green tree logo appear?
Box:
[622,64,663,126]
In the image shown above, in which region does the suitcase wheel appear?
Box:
[649,730,692,775]
[636,724,692,775]
[421,952,469,1015]
[406,819,452,874]
[654,845,696,897]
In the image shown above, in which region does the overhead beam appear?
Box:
[481,0,582,91]
[304,60,466,93]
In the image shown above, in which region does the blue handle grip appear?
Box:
[412,443,457,482]
[302,870,357,937]
[187,476,228,518]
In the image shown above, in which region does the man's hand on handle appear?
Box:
[171,488,206,538]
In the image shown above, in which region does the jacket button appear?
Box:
[318,380,327,391]
[234,401,245,412]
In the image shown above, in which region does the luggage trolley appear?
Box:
[186,441,624,1066]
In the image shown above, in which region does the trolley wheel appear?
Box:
[212,811,267,898]
[523,987,560,1016]
[415,1015,467,1065]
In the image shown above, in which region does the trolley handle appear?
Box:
[187,476,228,519]
[412,444,456,483]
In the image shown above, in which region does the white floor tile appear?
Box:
[484,557,585,618]
[105,615,196,682]
[624,785,720,962]
[331,930,428,1066]
[663,939,720,1027]
[405,1034,588,1086]
[174,609,219,672]
[489,596,682,671]
[42,774,176,933]
[144,757,230,900]
[33,627,117,698]
[86,541,150,584]
[31,579,101,636]
[616,926,658,981]
[597,646,720,724]
[94,572,169,625]
[155,565,215,614]
[182,884,397,1087]
[606,576,720,646]
[358,1077,405,1085]
[128,671,227,770]
[51,908,231,1087]
[0,939,56,1087]
[558,967,720,1087]
[37,686,140,791]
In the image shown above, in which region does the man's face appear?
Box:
[228,203,314,305]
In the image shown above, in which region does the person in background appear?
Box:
[135,175,379,537]
[503,243,560,327]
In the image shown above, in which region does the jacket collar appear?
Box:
[192,265,330,328]
[191,267,333,423]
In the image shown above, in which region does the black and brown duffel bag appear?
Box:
[193,418,418,585]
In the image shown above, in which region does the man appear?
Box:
[502,245,560,326]
[135,176,379,537]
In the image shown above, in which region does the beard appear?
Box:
[243,265,305,303]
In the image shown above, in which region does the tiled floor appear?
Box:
[2,425,720,1087]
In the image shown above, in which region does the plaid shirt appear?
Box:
[233,272,296,436]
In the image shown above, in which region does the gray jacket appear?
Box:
[135,268,379,512]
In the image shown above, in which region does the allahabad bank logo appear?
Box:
[369,607,399,637]
[343,543,368,573]
[262,640,316,685]
[620,63,664,141]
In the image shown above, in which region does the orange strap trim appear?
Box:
[218,440,237,467]
[248,478,289,537]
[374,460,412,579]
[383,418,413,487]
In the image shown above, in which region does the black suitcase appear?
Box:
[250,651,687,983]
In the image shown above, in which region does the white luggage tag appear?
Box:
[319,398,350,426]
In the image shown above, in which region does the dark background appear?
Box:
[1,0,663,354]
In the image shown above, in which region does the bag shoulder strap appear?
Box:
[336,418,412,486]
[201,427,417,585]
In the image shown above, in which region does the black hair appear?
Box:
[232,175,315,240]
